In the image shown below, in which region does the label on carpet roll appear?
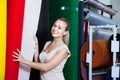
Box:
[86,53,91,63]
[112,66,119,78]
[111,41,119,52]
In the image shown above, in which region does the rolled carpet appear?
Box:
[80,40,112,69]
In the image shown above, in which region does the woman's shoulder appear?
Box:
[58,44,71,57]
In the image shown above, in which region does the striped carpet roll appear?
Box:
[18,0,42,80]
[5,0,25,80]
[5,0,48,80]
[80,40,112,69]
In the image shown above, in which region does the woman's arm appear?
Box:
[12,48,69,72]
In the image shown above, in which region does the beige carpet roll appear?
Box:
[80,40,112,69]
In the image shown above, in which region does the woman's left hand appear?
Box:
[12,49,26,63]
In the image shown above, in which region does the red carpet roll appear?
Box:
[80,40,112,69]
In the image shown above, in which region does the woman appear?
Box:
[12,18,71,80]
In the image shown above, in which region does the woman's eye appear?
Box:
[54,25,57,28]
[58,27,62,29]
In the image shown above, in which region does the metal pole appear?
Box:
[113,26,117,80]
[88,25,93,80]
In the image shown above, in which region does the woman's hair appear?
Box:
[57,18,70,45]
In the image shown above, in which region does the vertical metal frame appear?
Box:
[88,25,117,80]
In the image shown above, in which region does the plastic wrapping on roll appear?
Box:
[92,28,113,40]
[84,0,117,15]
[108,33,120,57]
[80,40,112,69]
[84,8,117,25]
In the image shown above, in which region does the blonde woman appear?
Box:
[13,18,71,80]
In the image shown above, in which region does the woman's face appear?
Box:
[51,19,67,38]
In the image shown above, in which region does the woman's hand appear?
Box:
[34,36,38,45]
[12,49,26,64]
[33,36,39,62]
[33,36,39,53]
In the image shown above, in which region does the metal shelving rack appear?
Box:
[87,25,118,80]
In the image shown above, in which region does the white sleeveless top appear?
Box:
[39,41,71,80]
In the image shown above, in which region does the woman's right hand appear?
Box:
[12,49,26,64]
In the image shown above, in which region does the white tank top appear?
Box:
[39,41,71,80]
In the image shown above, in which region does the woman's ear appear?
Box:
[63,31,68,35]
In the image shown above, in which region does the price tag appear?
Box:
[86,53,91,63]
[111,41,119,52]
[112,66,119,78]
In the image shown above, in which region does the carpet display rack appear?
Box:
[82,0,118,79]
[79,0,118,80]
[87,25,118,80]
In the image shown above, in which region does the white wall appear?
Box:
[111,0,120,33]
